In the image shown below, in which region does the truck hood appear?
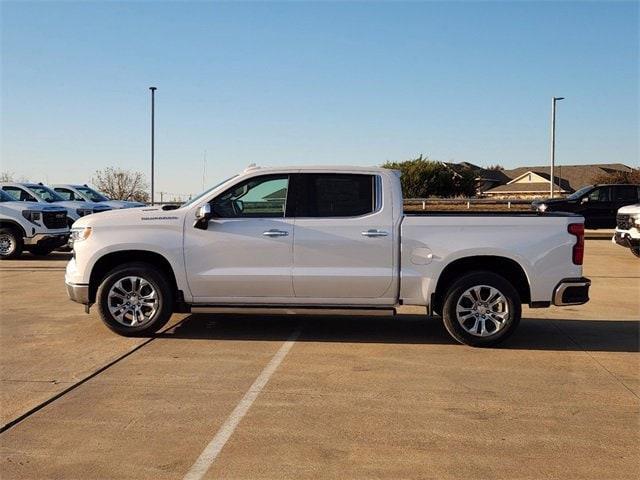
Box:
[0,202,67,214]
[73,205,184,228]
[52,200,109,211]
[617,203,640,215]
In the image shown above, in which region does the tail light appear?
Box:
[568,223,584,265]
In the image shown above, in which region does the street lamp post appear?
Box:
[549,96,564,198]
[149,86,157,205]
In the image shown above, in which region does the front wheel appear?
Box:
[0,227,23,260]
[442,271,521,347]
[96,262,174,336]
[631,247,640,258]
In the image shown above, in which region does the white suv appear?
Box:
[0,189,69,259]
[613,204,640,258]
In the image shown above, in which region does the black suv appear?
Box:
[532,184,640,229]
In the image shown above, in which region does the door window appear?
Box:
[2,186,37,202]
[211,175,289,218]
[613,185,638,201]
[587,187,611,202]
[292,174,376,217]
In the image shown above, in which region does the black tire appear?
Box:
[0,227,24,260]
[29,246,55,256]
[96,262,174,336]
[631,247,640,258]
[442,271,521,347]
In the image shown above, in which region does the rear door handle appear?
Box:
[263,229,289,237]
[361,229,388,237]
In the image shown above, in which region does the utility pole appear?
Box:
[149,86,157,205]
[549,96,564,198]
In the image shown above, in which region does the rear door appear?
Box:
[290,173,395,301]
[613,185,640,212]
[183,174,294,300]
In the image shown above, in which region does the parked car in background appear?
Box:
[66,165,589,347]
[52,184,146,209]
[613,204,640,258]
[0,182,111,227]
[532,184,640,229]
[0,189,69,259]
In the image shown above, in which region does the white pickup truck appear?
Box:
[65,165,590,346]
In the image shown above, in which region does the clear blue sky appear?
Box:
[2,1,638,199]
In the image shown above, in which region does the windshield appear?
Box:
[76,186,109,202]
[27,185,66,203]
[181,175,238,208]
[0,190,15,202]
[567,185,593,200]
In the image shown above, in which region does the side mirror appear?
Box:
[194,204,212,230]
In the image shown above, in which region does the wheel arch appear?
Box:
[432,255,531,313]
[89,250,179,304]
[0,220,27,238]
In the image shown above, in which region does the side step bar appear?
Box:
[190,305,397,317]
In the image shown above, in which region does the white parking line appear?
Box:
[183,325,302,480]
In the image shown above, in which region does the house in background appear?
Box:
[481,163,636,199]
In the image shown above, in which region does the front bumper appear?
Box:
[612,231,640,249]
[553,277,590,306]
[66,282,90,305]
[24,233,69,248]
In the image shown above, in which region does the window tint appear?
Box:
[2,186,37,202]
[588,187,611,202]
[614,185,638,201]
[293,174,375,217]
[54,188,74,200]
[211,175,288,218]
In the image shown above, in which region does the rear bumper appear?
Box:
[66,282,90,305]
[24,233,69,248]
[553,277,590,306]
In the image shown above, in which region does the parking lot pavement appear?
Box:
[0,241,638,479]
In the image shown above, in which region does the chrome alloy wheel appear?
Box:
[0,233,16,256]
[455,285,509,337]
[107,276,158,327]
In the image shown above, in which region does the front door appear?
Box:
[581,186,613,229]
[289,173,395,301]
[183,174,294,301]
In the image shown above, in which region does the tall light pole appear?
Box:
[149,86,157,205]
[549,96,564,198]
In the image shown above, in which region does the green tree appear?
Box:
[382,155,476,198]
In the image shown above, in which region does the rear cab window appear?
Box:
[290,173,377,217]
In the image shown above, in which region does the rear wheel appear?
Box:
[0,227,23,260]
[96,262,174,336]
[442,271,521,347]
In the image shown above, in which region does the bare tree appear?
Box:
[92,167,149,202]
[0,171,14,182]
[592,168,640,185]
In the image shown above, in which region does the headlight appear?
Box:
[537,203,548,212]
[70,226,92,242]
[76,208,92,217]
[21,210,42,224]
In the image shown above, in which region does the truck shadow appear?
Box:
[158,314,639,353]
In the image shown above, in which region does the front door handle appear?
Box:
[361,229,388,237]
[263,229,289,237]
